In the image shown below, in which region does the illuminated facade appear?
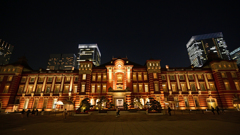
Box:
[78,44,101,67]
[47,54,76,70]
[230,47,240,66]
[0,39,14,65]
[1,57,240,112]
[187,32,231,67]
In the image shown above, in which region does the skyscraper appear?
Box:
[0,39,14,65]
[186,32,231,67]
[78,44,101,66]
[230,47,240,66]
[47,54,76,70]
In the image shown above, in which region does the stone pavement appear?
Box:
[0,111,240,135]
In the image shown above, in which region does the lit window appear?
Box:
[63,85,69,93]
[103,74,107,81]
[92,75,96,81]
[36,85,42,93]
[81,84,85,92]
[235,82,240,90]
[209,82,216,91]
[65,77,70,82]
[0,76,3,81]
[47,77,52,82]
[18,85,24,93]
[179,75,184,80]
[181,83,187,91]
[133,84,137,92]
[171,83,177,92]
[198,74,203,80]
[27,85,33,94]
[188,75,194,80]
[21,77,26,82]
[12,68,15,72]
[207,74,212,79]
[162,84,167,92]
[162,75,166,80]
[38,77,44,82]
[91,85,95,93]
[138,73,142,81]
[30,77,35,82]
[144,73,148,80]
[139,84,143,92]
[154,82,159,91]
[231,72,237,78]
[224,81,230,90]
[144,84,149,92]
[3,84,10,93]
[133,73,137,81]
[97,74,101,81]
[74,85,78,93]
[153,73,157,79]
[170,75,175,80]
[221,72,227,78]
[45,85,51,93]
[200,83,206,91]
[190,83,196,91]
[97,84,101,93]
[56,77,61,82]
[117,74,122,83]
[102,84,106,93]
[8,76,13,81]
[82,74,86,80]
[54,85,60,93]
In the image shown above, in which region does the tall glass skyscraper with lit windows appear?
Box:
[78,44,101,67]
[186,32,231,67]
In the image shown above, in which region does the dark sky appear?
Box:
[1,1,240,70]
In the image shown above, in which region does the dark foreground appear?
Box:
[0,111,240,135]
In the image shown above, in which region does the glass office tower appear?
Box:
[186,32,231,67]
[78,44,101,67]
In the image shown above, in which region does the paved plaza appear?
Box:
[0,111,240,135]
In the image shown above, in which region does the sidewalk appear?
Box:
[0,111,239,135]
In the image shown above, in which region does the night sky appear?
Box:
[1,1,240,70]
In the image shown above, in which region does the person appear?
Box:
[116,107,119,117]
[41,108,45,115]
[168,106,172,116]
[211,106,215,115]
[21,109,25,118]
[118,107,120,116]
[36,109,38,116]
[64,109,67,119]
[31,109,35,116]
[27,109,31,117]
[216,106,220,115]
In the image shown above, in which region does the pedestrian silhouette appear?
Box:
[216,106,220,115]
[27,109,30,117]
[32,109,35,116]
[21,109,25,118]
[36,109,38,116]
[168,106,172,116]
[211,106,215,115]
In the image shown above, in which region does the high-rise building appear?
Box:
[0,39,14,65]
[78,44,101,67]
[186,32,231,67]
[47,54,76,70]
[230,47,240,66]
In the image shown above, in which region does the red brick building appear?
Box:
[1,56,240,112]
